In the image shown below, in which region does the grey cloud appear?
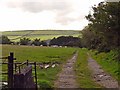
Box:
[56,16,76,25]
[21,2,44,12]
[7,0,72,13]
[56,13,86,25]
[7,0,83,25]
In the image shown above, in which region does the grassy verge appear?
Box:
[36,67,61,88]
[75,48,101,88]
[90,50,119,81]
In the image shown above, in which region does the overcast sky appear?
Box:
[0,0,104,31]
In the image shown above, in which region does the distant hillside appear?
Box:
[2,30,81,41]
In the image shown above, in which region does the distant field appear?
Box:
[2,30,81,41]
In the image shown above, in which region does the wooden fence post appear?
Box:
[15,63,16,72]
[8,52,14,89]
[27,60,28,66]
[34,62,38,90]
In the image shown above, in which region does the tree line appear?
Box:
[49,36,81,47]
[81,2,120,62]
[0,35,47,46]
[81,2,120,52]
[0,35,82,47]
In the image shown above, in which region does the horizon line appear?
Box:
[0,29,82,32]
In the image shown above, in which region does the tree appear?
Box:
[20,37,31,45]
[0,35,11,44]
[32,38,40,46]
[86,2,120,49]
[81,26,105,50]
[49,36,81,47]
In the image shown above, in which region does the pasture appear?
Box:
[2,30,81,42]
[2,45,76,62]
[1,45,77,87]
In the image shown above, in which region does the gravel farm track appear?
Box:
[88,56,118,88]
[54,51,119,89]
[54,52,78,88]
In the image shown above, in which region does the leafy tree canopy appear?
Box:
[20,37,31,45]
[0,35,11,44]
[85,2,120,49]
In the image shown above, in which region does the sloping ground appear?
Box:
[88,57,118,88]
[2,30,81,41]
[54,52,78,88]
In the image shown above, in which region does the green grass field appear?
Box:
[2,30,81,42]
[1,45,77,87]
[2,45,76,63]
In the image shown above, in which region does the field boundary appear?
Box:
[1,52,37,89]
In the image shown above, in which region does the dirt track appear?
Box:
[54,52,119,89]
[88,56,119,88]
[54,52,78,88]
